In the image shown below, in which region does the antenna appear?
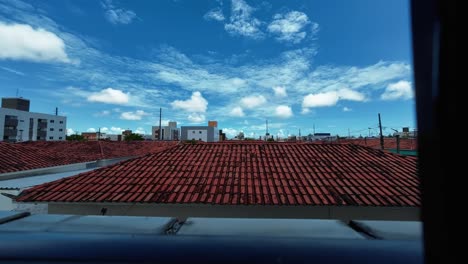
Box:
[378,113,384,150]
[55,107,58,116]
[265,120,269,136]
[158,108,162,141]
[16,88,19,97]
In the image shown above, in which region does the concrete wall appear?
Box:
[0,108,66,141]
[48,203,420,221]
[181,126,218,142]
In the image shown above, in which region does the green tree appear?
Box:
[66,134,85,141]
[124,133,144,141]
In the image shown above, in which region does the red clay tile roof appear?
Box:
[337,138,417,151]
[0,141,176,174]
[16,143,420,207]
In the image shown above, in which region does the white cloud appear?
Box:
[381,81,413,100]
[302,91,340,108]
[171,91,208,112]
[302,89,366,112]
[134,127,146,134]
[275,105,293,118]
[222,128,238,138]
[87,88,130,104]
[343,107,352,112]
[267,11,317,44]
[272,86,287,97]
[204,8,225,21]
[240,95,266,109]
[301,108,310,114]
[101,0,137,25]
[224,0,264,39]
[87,128,96,132]
[337,88,366,101]
[187,113,206,123]
[66,128,75,136]
[120,110,148,120]
[100,126,124,134]
[229,106,245,117]
[0,22,71,63]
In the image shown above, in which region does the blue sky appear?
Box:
[0,0,415,138]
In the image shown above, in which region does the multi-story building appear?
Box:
[152,121,180,141]
[181,122,219,142]
[0,97,67,142]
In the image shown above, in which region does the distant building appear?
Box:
[81,132,106,141]
[0,97,66,142]
[393,128,417,138]
[152,121,180,141]
[306,133,337,142]
[181,126,219,142]
[2,97,30,112]
[107,134,122,141]
[208,120,218,127]
[219,129,226,141]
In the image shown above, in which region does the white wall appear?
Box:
[0,108,67,141]
[187,129,208,141]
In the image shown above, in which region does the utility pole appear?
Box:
[368,127,371,137]
[378,113,384,150]
[98,127,100,141]
[313,124,315,135]
[159,108,162,141]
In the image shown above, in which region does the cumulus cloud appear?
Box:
[87,88,130,104]
[134,127,146,134]
[87,128,97,132]
[267,11,317,44]
[337,88,366,101]
[66,128,75,136]
[380,80,413,100]
[0,22,71,63]
[119,110,148,120]
[272,86,287,97]
[275,105,293,118]
[171,91,208,112]
[100,126,124,134]
[240,95,266,109]
[101,0,137,24]
[188,113,206,123]
[302,89,366,112]
[204,8,225,21]
[302,91,340,108]
[229,106,245,117]
[343,107,352,112]
[224,0,264,39]
[222,128,238,138]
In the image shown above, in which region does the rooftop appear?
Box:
[339,138,418,151]
[0,141,177,174]
[16,143,420,207]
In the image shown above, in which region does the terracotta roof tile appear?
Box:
[16,143,420,207]
[0,141,176,174]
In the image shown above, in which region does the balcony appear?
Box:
[4,119,18,127]
[3,128,18,137]
[37,131,47,138]
[37,122,48,129]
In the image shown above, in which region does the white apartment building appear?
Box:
[0,98,67,142]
